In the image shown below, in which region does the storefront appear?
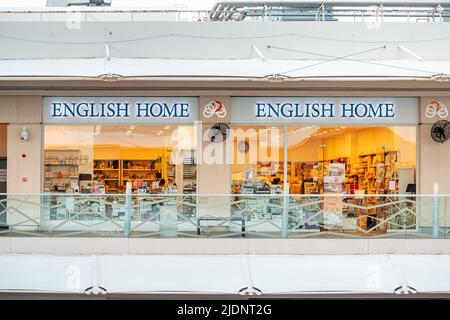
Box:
[5,95,419,234]
[43,97,199,195]
[229,97,418,198]
[41,96,418,195]
[2,92,449,236]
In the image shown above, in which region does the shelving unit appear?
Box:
[182,150,196,192]
[121,159,162,189]
[93,160,120,193]
[181,150,196,216]
[167,161,175,185]
[44,150,83,192]
[256,161,285,179]
[291,152,400,196]
[356,151,399,194]
[91,158,171,191]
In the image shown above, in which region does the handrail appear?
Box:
[209,1,450,21]
[0,4,449,22]
[0,192,445,239]
[0,193,445,197]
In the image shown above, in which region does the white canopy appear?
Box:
[0,18,450,80]
[1,254,450,295]
[0,57,449,79]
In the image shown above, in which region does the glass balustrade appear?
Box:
[0,193,448,239]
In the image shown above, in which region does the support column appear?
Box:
[197,96,232,222]
[7,124,42,231]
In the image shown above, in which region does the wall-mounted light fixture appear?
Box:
[20,127,29,141]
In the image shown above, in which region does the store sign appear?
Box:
[43,97,199,124]
[231,97,418,124]
[425,100,448,119]
[203,100,226,118]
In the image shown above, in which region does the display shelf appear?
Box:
[44,150,82,192]
[93,160,121,192]
[181,150,197,192]
[121,159,162,190]
[45,176,79,179]
[357,150,399,195]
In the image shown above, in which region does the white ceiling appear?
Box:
[0,17,449,78]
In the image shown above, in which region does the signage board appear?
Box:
[43,97,199,124]
[231,97,418,125]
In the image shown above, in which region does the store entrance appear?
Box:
[44,125,197,195]
[231,125,417,196]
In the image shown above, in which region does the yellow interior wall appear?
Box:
[232,129,284,179]
[94,146,172,182]
[288,127,416,166]
[93,146,168,160]
[287,137,321,163]
[286,127,417,184]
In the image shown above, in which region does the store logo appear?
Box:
[255,102,396,119]
[49,101,191,119]
[425,100,448,119]
[203,100,226,118]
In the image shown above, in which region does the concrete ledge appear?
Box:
[6,237,129,255]
[0,237,10,254]
[1,237,449,255]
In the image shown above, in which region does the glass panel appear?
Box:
[231,125,284,195]
[44,125,197,220]
[1,194,444,239]
[286,125,417,236]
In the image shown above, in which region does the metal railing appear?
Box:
[209,1,450,22]
[0,193,448,239]
[1,3,450,23]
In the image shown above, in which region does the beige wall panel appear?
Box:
[198,96,231,218]
[420,97,450,124]
[7,125,42,193]
[0,96,42,123]
[7,124,42,230]
[198,96,231,195]
[419,123,450,194]
[0,125,6,157]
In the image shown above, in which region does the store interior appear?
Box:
[43,124,417,231]
[232,125,417,196]
[44,124,416,197]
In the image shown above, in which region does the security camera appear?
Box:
[20,127,29,141]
